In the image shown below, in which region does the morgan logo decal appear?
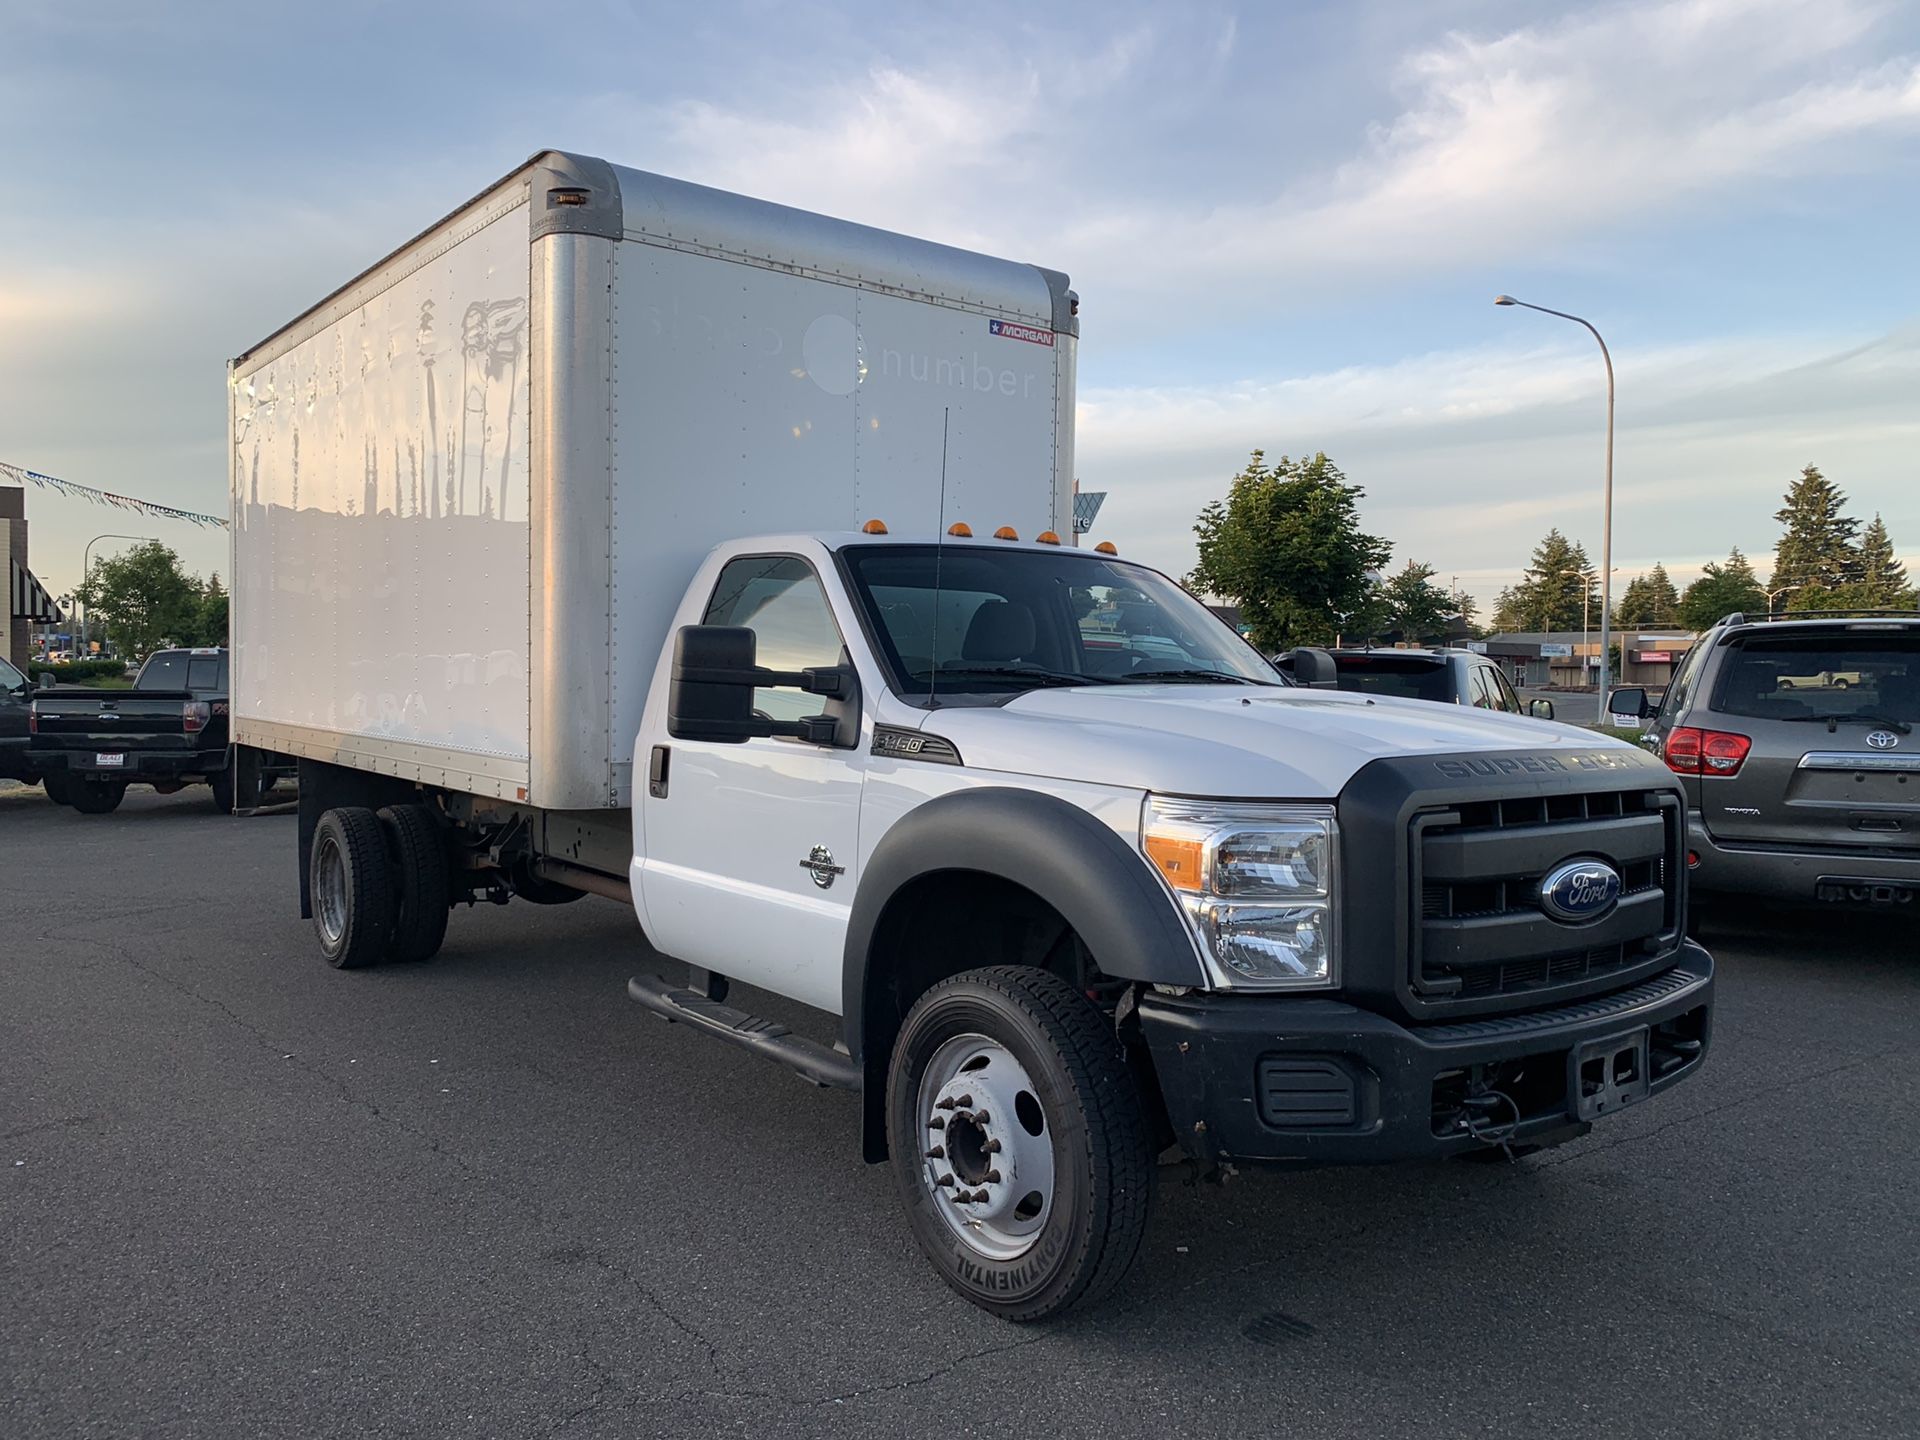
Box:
[989,318,1055,347]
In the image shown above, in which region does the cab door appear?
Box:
[638,554,866,1014]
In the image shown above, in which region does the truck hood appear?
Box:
[925,685,1632,797]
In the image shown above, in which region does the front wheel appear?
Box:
[886,966,1154,1321]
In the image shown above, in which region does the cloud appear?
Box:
[1078,324,1920,601]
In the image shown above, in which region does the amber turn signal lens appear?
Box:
[1144,833,1204,892]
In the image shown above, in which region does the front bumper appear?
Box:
[1688,813,1920,902]
[35,747,221,781]
[1140,944,1713,1166]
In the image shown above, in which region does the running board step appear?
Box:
[626,972,861,1090]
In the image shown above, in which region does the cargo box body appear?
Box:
[231,151,1077,808]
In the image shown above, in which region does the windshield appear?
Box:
[1332,655,1453,702]
[1713,633,1920,724]
[840,544,1282,701]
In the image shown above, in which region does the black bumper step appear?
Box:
[626,972,861,1090]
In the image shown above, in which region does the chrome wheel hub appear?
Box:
[314,834,348,948]
[917,1034,1055,1262]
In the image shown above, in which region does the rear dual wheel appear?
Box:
[310,803,450,968]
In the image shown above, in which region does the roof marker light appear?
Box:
[947,522,973,537]
[1036,530,1062,545]
[993,526,1019,541]
[1094,541,1118,556]
[861,518,889,535]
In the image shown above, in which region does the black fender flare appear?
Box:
[840,785,1205,1070]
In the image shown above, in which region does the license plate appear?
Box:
[1569,1028,1650,1121]
[94,752,126,768]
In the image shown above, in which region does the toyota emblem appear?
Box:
[1866,730,1900,750]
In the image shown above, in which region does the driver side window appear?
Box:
[701,556,844,724]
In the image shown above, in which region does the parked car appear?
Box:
[1609,611,1920,908]
[29,647,294,814]
[1281,646,1558,719]
[0,653,45,786]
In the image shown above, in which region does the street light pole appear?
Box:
[1765,583,1802,619]
[79,533,156,659]
[1496,296,1615,721]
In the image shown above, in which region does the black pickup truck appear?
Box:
[30,648,291,814]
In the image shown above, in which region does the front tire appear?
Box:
[310,807,397,969]
[885,966,1154,1321]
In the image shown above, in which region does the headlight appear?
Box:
[1142,797,1337,989]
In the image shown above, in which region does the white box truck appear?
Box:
[232,151,1714,1319]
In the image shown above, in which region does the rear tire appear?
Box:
[310,807,398,969]
[378,803,451,962]
[885,966,1154,1321]
[68,778,127,814]
[209,764,235,813]
[43,771,74,806]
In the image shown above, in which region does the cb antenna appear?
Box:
[927,406,950,710]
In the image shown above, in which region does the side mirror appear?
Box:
[1278,646,1340,689]
[1607,687,1649,719]
[1529,698,1556,720]
[666,625,860,747]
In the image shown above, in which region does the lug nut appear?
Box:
[926,1145,945,1160]
[928,1116,945,1130]
[984,1138,1001,1154]
[956,1094,973,1108]
[972,1189,991,1203]
[935,1097,955,1111]
[983,1169,1001,1184]
[935,1173,955,1187]
[973,1110,989,1125]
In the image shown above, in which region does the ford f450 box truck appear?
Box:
[231,151,1714,1319]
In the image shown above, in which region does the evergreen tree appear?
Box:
[1614,563,1681,627]
[1771,464,1860,592]
[1188,450,1393,651]
[1855,514,1914,607]
[1489,587,1529,634]
[1677,547,1766,630]
[1377,560,1457,643]
[1508,529,1598,632]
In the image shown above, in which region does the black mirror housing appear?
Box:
[667,625,861,747]
[1607,687,1649,719]
[1276,647,1340,689]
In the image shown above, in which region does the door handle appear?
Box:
[648,745,670,799]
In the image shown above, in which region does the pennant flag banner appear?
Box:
[0,459,227,529]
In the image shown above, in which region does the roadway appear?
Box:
[3,785,1914,1438]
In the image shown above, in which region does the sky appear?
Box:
[2,0,1917,612]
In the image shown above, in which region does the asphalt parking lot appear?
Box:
[3,784,1916,1439]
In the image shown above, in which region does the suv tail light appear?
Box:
[1665,725,1751,777]
[182,700,211,734]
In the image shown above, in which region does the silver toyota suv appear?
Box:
[1608,612,1920,908]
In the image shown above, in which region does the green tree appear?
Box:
[1855,514,1914,608]
[1771,464,1860,592]
[1377,560,1458,643]
[1507,529,1597,632]
[190,573,230,647]
[1489,586,1529,634]
[72,541,199,659]
[1677,547,1766,630]
[1188,450,1392,651]
[1614,563,1681,627]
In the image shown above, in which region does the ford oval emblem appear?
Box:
[1538,858,1622,924]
